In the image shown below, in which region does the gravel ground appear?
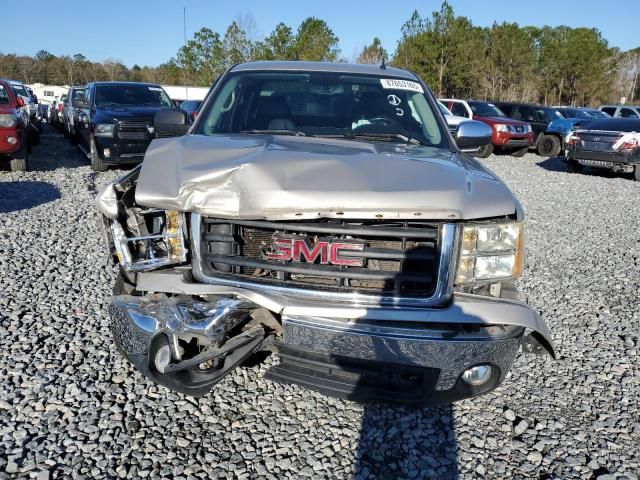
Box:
[0,126,638,479]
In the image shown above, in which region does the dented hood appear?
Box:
[134,134,517,221]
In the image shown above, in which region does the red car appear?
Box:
[439,99,535,158]
[0,79,29,171]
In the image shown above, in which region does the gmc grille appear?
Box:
[197,217,442,296]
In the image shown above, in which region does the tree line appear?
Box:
[1,3,638,106]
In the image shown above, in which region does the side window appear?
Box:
[601,107,616,116]
[619,108,638,118]
[451,102,469,118]
[516,106,535,122]
[499,105,513,116]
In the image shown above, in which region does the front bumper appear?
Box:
[0,129,21,154]
[95,137,151,164]
[494,132,534,148]
[109,269,554,403]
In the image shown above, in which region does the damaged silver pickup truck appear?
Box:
[97,61,555,406]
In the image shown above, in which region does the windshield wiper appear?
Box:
[240,129,309,137]
[322,131,425,145]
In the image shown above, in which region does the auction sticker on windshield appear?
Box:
[380,79,424,93]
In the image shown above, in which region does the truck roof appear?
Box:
[231,61,417,80]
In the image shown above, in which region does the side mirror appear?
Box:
[455,120,492,150]
[154,108,189,137]
[16,97,25,107]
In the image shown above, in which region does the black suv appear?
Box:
[493,102,565,157]
[75,82,174,171]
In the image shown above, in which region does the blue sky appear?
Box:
[2,0,637,67]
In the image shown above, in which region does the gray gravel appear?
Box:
[1,128,638,479]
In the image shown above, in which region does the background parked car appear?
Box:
[599,105,640,118]
[63,86,86,143]
[76,81,174,171]
[179,99,201,123]
[565,118,640,180]
[437,100,467,135]
[7,80,41,145]
[0,79,30,171]
[493,102,564,157]
[439,99,534,157]
[545,107,611,149]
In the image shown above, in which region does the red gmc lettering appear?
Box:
[330,242,365,266]
[265,237,365,266]
[293,239,328,263]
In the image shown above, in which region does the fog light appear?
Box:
[103,148,111,158]
[6,136,17,145]
[154,344,171,374]
[461,365,493,386]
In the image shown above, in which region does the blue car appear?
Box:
[546,108,611,153]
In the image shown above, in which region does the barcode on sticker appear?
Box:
[380,79,424,93]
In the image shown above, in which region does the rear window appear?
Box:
[0,85,9,105]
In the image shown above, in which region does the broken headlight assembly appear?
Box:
[455,222,524,285]
[111,209,188,272]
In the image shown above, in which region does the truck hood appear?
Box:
[132,134,517,221]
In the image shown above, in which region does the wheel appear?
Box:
[510,146,529,157]
[537,134,561,158]
[9,136,29,172]
[89,135,108,171]
[474,143,494,158]
[567,161,583,174]
[634,166,640,182]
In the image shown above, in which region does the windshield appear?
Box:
[0,85,9,105]
[468,101,504,117]
[560,108,610,120]
[195,71,446,147]
[94,84,173,108]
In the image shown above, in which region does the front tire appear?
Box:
[90,135,108,172]
[537,134,562,158]
[9,136,29,172]
[474,143,494,158]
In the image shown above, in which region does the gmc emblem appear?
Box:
[263,235,365,267]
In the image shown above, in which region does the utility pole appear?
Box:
[183,7,188,100]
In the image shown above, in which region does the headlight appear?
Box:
[111,210,188,272]
[494,124,509,133]
[95,123,115,137]
[456,222,524,284]
[0,114,18,128]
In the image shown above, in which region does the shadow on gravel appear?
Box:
[0,181,61,213]
[354,404,457,479]
[537,156,632,180]
[26,124,89,172]
[536,156,568,172]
